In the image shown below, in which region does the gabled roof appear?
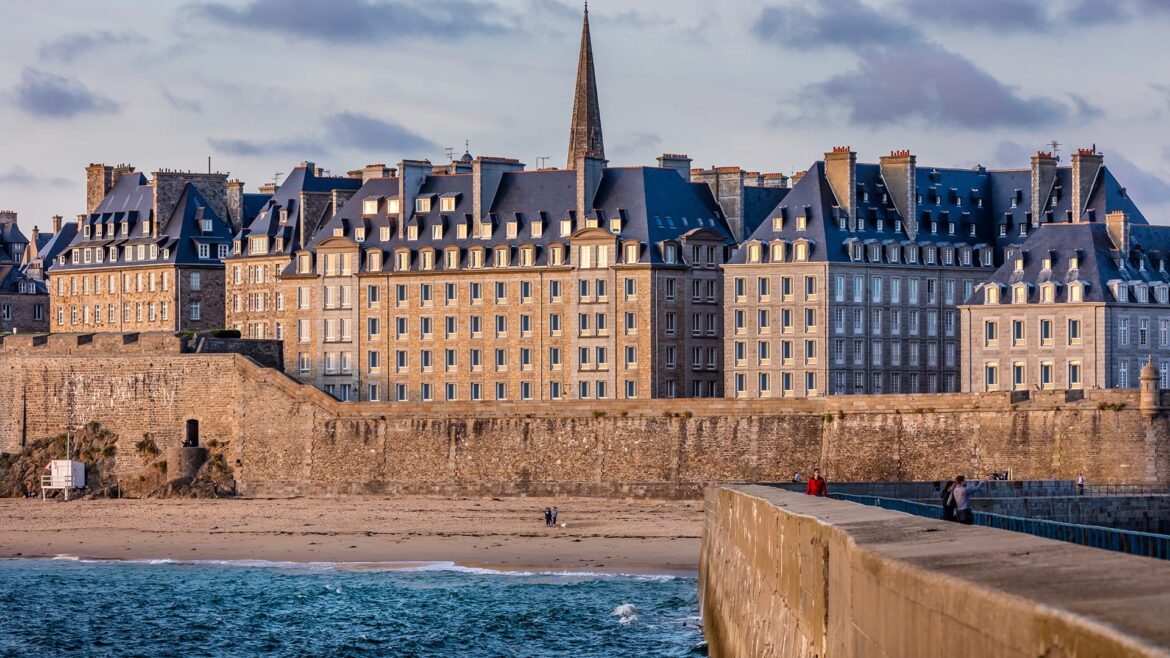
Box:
[232,164,360,258]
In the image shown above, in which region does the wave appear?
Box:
[33,556,684,580]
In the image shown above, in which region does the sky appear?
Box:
[2,0,1170,236]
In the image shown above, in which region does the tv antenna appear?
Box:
[272,171,284,186]
[535,156,551,169]
[444,147,456,161]
[1048,140,1062,160]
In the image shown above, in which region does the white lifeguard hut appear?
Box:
[41,461,86,500]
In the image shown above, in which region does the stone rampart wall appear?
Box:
[699,485,1170,657]
[1,340,1168,496]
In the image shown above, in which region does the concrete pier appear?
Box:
[700,485,1170,657]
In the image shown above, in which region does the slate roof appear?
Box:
[968,222,1170,304]
[300,166,730,272]
[49,172,234,273]
[230,164,361,259]
[731,154,1148,267]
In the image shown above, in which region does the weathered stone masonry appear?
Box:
[1,333,1168,497]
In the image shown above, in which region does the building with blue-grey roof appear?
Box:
[724,145,1148,398]
[47,165,245,332]
[224,161,362,341]
[961,206,1170,392]
[0,210,47,332]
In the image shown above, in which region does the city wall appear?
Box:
[1,333,1169,497]
[699,485,1170,657]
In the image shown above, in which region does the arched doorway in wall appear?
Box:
[184,419,200,447]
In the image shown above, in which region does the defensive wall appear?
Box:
[699,485,1170,657]
[1,332,1169,497]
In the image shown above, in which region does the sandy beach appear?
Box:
[0,496,704,575]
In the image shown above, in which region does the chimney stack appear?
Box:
[1031,151,1057,224]
[396,160,431,239]
[1072,147,1104,221]
[226,179,245,230]
[824,146,857,220]
[1106,210,1130,253]
[880,150,917,238]
[575,153,607,225]
[472,156,526,234]
[52,214,62,234]
[656,153,693,182]
[85,163,114,214]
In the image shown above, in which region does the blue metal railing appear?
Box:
[831,493,1170,561]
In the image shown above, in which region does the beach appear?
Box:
[0,496,704,574]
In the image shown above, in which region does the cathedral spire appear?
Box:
[567,3,604,170]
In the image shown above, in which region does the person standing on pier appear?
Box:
[805,469,828,497]
[950,475,984,525]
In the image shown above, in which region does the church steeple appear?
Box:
[567,3,604,170]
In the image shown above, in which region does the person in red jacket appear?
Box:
[805,468,828,496]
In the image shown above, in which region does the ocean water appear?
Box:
[0,558,706,657]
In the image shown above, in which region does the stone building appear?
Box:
[47,165,245,332]
[224,162,361,340]
[0,211,47,333]
[960,168,1166,391]
[722,147,1137,398]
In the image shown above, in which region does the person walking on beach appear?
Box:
[543,507,552,527]
[551,507,559,526]
[805,469,827,497]
[940,480,956,522]
[950,475,984,525]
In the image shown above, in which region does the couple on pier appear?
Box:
[940,476,984,524]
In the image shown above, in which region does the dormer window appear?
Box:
[355,227,366,243]
[380,226,390,241]
[395,250,410,271]
[773,216,783,231]
[506,221,518,239]
[748,243,762,263]
[852,244,862,261]
[1012,285,1027,304]
[895,220,902,232]
[550,246,564,266]
[560,220,572,237]
[407,225,418,241]
[362,198,379,215]
[279,209,288,224]
[794,241,808,262]
[624,242,638,264]
[108,246,117,261]
[1070,283,1084,302]
[942,249,953,265]
[948,223,955,235]
[494,248,509,268]
[969,224,977,237]
[421,249,434,270]
[333,228,343,237]
[432,224,443,240]
[986,286,1000,304]
[1014,257,1024,272]
[456,223,468,239]
[1042,257,1052,270]
[388,199,401,214]
[369,250,383,271]
[416,198,431,213]
[218,244,228,259]
[298,254,311,273]
[83,225,91,238]
[531,221,543,238]
[797,214,807,231]
[930,222,938,234]
[609,218,621,233]
[198,243,210,259]
[664,244,677,264]
[924,248,936,265]
[520,246,535,267]
[201,219,213,233]
[440,196,456,212]
[150,245,159,259]
[1019,225,1028,237]
[121,222,128,236]
[981,250,992,266]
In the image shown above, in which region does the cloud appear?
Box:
[1106,152,1170,208]
[324,112,438,154]
[184,0,510,43]
[160,86,204,114]
[0,165,71,187]
[609,132,662,159]
[899,0,1128,32]
[13,68,118,119]
[754,2,1098,130]
[209,112,435,159]
[38,30,144,63]
[753,0,919,50]
[208,137,325,158]
[791,42,1078,129]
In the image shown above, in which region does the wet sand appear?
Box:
[0,496,704,575]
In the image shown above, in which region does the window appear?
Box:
[985,363,999,391]
[1040,319,1053,346]
[984,321,998,346]
[198,243,210,259]
[1118,317,1129,346]
[1068,319,1081,344]
[1069,362,1082,389]
[189,272,201,291]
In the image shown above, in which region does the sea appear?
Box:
[0,558,706,657]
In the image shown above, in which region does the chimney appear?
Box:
[85,163,114,214]
[29,225,39,251]
[397,159,431,238]
[761,173,789,189]
[226,179,245,230]
[1030,151,1057,224]
[824,146,857,219]
[1107,210,1130,253]
[52,214,63,234]
[360,163,393,183]
[692,166,748,241]
[880,150,917,239]
[472,156,526,233]
[791,170,807,185]
[575,153,607,224]
[1072,147,1104,221]
[0,210,16,225]
[75,213,85,231]
[259,182,278,195]
[152,170,228,228]
[656,153,693,182]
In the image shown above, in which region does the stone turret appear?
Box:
[1140,359,1160,420]
[566,4,604,169]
